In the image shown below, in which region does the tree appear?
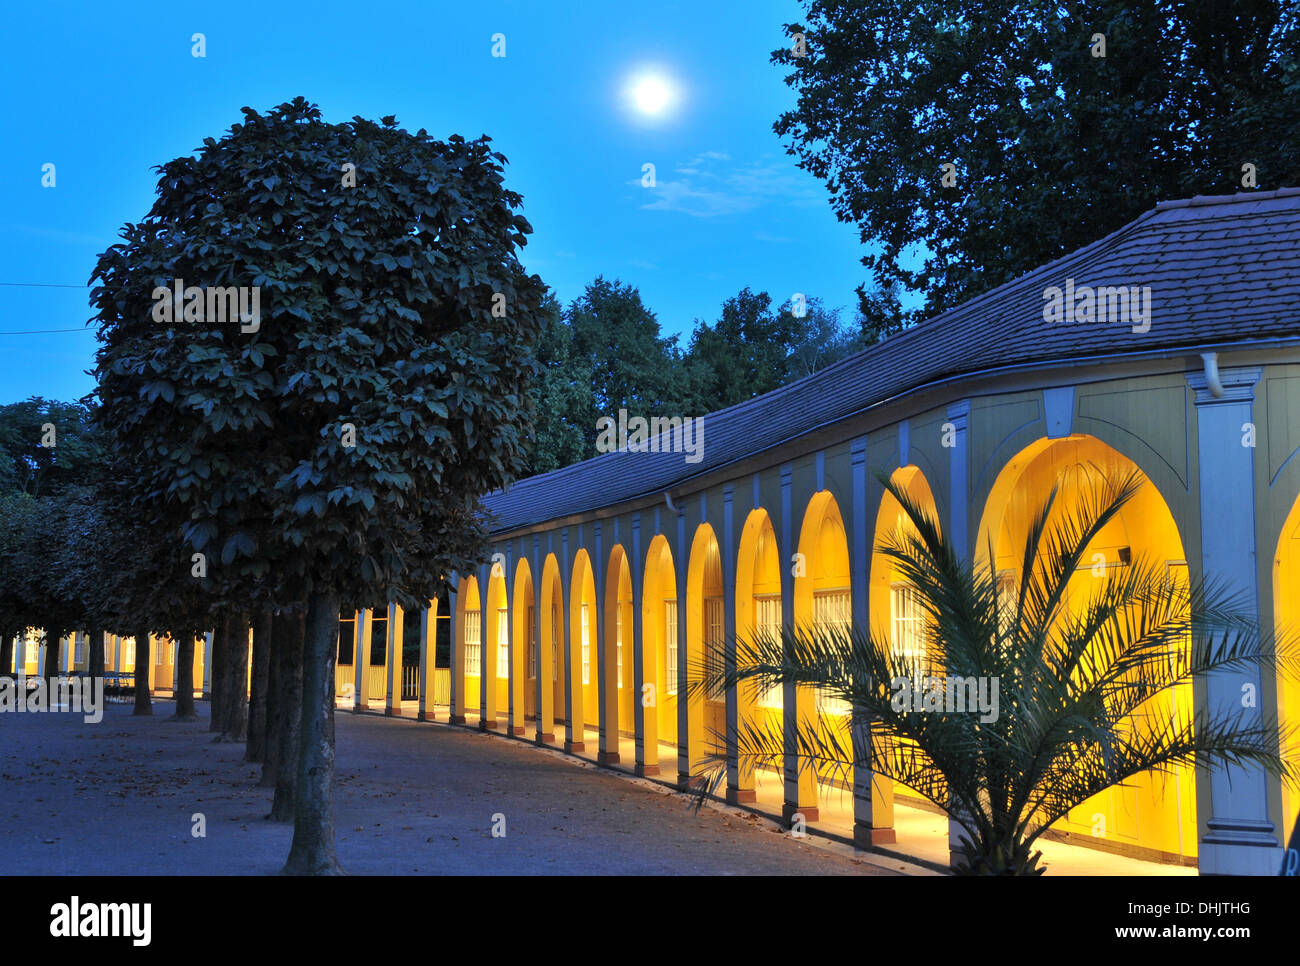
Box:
[779,297,863,380]
[0,398,104,498]
[522,293,593,475]
[88,98,548,874]
[772,1,1300,318]
[685,287,799,412]
[694,469,1297,874]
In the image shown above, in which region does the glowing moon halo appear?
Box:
[626,72,677,118]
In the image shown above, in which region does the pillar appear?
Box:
[384,602,403,715]
[632,515,657,776]
[944,400,976,867]
[202,630,214,699]
[782,464,819,823]
[724,483,755,803]
[595,523,618,764]
[417,598,434,722]
[1188,366,1285,874]
[851,435,896,846]
[448,579,466,724]
[351,609,369,713]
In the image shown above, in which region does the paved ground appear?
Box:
[0,699,921,875]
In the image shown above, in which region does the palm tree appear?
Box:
[691,468,1298,874]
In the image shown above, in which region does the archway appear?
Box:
[569,549,596,752]
[456,575,481,720]
[513,558,535,734]
[537,553,565,744]
[483,565,509,730]
[976,434,1196,865]
[686,522,726,791]
[869,465,943,848]
[603,546,634,762]
[1273,493,1300,841]
[734,507,783,807]
[795,490,854,817]
[642,533,679,780]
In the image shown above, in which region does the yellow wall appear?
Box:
[977,434,1196,861]
[1273,495,1300,841]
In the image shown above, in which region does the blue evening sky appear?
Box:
[0,0,876,405]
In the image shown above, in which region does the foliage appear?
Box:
[88,97,549,614]
[772,0,1300,320]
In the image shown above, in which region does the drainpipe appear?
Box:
[664,491,681,515]
[1200,351,1224,398]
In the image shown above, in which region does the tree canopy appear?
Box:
[772,0,1300,323]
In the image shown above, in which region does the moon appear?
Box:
[626,72,677,118]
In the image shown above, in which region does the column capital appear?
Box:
[1187,365,1263,406]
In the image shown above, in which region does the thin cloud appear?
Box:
[638,153,823,218]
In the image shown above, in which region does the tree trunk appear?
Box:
[0,632,14,678]
[132,629,152,715]
[43,631,59,691]
[268,611,305,813]
[171,632,198,721]
[221,612,251,742]
[282,591,342,874]
[209,616,229,733]
[246,609,273,762]
[88,627,104,681]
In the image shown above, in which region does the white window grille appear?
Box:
[814,588,851,714]
[464,610,481,677]
[754,594,783,709]
[890,583,925,675]
[497,608,509,678]
[704,597,725,700]
[665,600,679,695]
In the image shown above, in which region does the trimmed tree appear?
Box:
[88,98,548,874]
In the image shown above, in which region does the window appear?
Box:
[890,583,925,677]
[527,605,537,679]
[551,606,559,680]
[122,637,136,668]
[581,603,591,685]
[814,589,851,714]
[705,597,725,700]
[665,600,679,695]
[754,594,783,709]
[497,608,509,679]
[156,637,165,665]
[464,610,481,677]
[616,603,624,688]
[74,633,86,665]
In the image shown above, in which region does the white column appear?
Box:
[944,400,976,867]
[352,609,368,712]
[202,630,214,697]
[1188,366,1284,874]
[385,602,402,715]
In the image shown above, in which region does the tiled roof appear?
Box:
[483,189,1300,534]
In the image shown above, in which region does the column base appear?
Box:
[480,720,499,732]
[1200,819,1284,875]
[449,713,466,724]
[384,706,395,716]
[597,750,620,765]
[726,788,756,804]
[854,824,897,847]
[538,732,556,745]
[511,725,526,736]
[566,740,585,753]
[783,803,819,823]
[635,764,660,777]
[416,710,428,722]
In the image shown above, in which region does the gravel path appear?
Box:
[0,699,914,875]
